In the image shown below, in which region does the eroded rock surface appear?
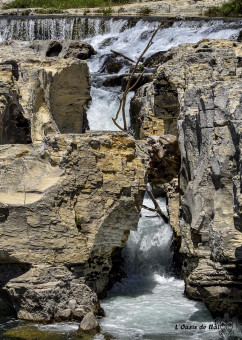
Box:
[157,39,242,318]
[28,40,96,60]
[0,132,147,321]
[130,39,242,318]
[0,41,148,323]
[0,41,91,145]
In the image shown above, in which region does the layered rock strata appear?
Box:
[0,42,148,323]
[0,133,147,322]
[132,39,242,318]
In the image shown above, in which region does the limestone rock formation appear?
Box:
[0,132,147,322]
[0,41,91,145]
[173,40,242,319]
[0,42,148,323]
[134,39,242,318]
[28,40,96,60]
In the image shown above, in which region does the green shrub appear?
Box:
[138,6,152,16]
[103,7,112,15]
[205,0,242,17]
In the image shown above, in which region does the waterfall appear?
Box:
[0,16,242,339]
[0,17,241,42]
[0,17,241,130]
[98,194,216,340]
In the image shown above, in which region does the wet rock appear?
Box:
[99,54,132,74]
[121,73,153,91]
[143,51,168,67]
[4,326,61,340]
[237,30,242,42]
[102,74,126,87]
[79,312,99,332]
[28,40,96,60]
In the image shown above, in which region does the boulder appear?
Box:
[99,54,132,74]
[28,40,96,60]
[79,312,99,332]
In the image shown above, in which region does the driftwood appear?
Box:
[110,49,135,63]
[111,25,162,131]
[142,184,169,224]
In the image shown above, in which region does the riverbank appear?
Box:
[0,0,228,18]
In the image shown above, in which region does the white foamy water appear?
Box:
[83,18,242,130]
[98,194,220,339]
[0,17,242,340]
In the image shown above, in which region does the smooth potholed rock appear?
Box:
[0,41,91,145]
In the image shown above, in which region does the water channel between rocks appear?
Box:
[0,16,242,340]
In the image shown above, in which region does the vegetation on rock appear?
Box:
[205,0,242,17]
[138,6,152,16]
[4,0,128,9]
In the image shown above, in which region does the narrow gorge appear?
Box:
[0,15,241,339]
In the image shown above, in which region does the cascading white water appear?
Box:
[0,16,242,339]
[84,18,242,130]
[0,17,242,131]
[97,194,217,340]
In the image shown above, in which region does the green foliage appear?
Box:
[138,6,152,16]
[75,215,82,229]
[4,0,128,9]
[102,6,112,15]
[205,0,242,17]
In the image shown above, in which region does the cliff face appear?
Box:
[133,39,242,318]
[0,43,148,323]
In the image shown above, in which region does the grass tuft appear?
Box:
[4,0,128,10]
[138,6,152,16]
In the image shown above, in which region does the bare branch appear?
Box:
[110,49,135,63]
[112,118,125,131]
[112,25,162,131]
[142,204,157,212]
[146,183,169,224]
[129,69,145,92]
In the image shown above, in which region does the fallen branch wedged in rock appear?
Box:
[110,49,135,63]
[143,184,169,224]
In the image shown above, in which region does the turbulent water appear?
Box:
[0,16,242,340]
[0,17,242,130]
[98,195,216,340]
[83,18,242,130]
